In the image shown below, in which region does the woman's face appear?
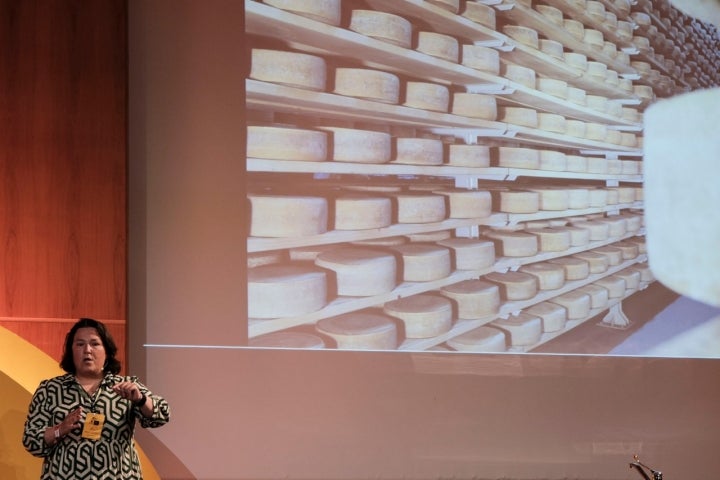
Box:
[72,327,107,378]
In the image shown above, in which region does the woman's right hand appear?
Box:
[59,406,83,436]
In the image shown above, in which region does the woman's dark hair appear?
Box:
[60,318,122,374]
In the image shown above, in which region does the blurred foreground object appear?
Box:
[671,0,720,27]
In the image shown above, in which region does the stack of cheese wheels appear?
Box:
[502,64,536,89]
[316,311,398,350]
[572,251,610,274]
[447,326,506,352]
[569,219,609,241]
[539,150,567,171]
[404,82,450,112]
[433,188,492,219]
[483,230,538,257]
[518,262,566,290]
[499,106,538,127]
[495,147,541,169]
[461,44,500,74]
[461,1,496,29]
[383,294,453,338]
[390,243,452,282]
[538,113,567,133]
[535,5,563,25]
[248,331,326,349]
[565,120,586,137]
[484,271,539,301]
[614,268,641,293]
[566,155,588,173]
[416,31,459,62]
[525,301,568,332]
[489,188,540,213]
[537,78,568,99]
[591,246,624,266]
[249,193,328,237]
[247,125,327,161]
[319,127,392,163]
[593,275,626,299]
[248,264,328,318]
[548,290,591,319]
[262,0,342,25]
[448,144,491,167]
[392,192,447,223]
[437,237,495,270]
[394,137,444,165]
[491,313,543,347]
[526,187,570,211]
[250,49,327,91]
[503,25,539,48]
[333,68,400,104]
[613,241,640,260]
[576,284,610,309]
[315,247,397,296]
[333,194,392,230]
[547,256,590,280]
[526,227,572,252]
[348,10,412,48]
[539,39,564,60]
[451,93,497,120]
[440,279,500,319]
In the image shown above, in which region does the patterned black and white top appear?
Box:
[23,373,171,480]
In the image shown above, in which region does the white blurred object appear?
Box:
[670,0,720,27]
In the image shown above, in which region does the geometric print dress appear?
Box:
[23,373,171,480]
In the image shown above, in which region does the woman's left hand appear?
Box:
[112,381,143,403]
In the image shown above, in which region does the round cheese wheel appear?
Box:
[620,213,643,232]
[333,68,400,104]
[250,49,327,91]
[461,2,496,29]
[604,11,618,28]
[425,0,460,13]
[405,230,452,243]
[537,78,568,99]
[539,39,564,60]
[315,247,397,296]
[547,257,590,280]
[440,279,500,319]
[249,194,328,237]
[448,144,491,167]
[333,194,392,230]
[576,284,610,309]
[565,120,587,138]
[616,21,633,42]
[612,241,640,260]
[319,126,392,163]
[437,237,495,270]
[538,113,567,133]
[565,155,588,173]
[394,137,444,165]
[247,126,327,161]
[586,157,609,175]
[535,5,563,25]
[563,19,585,40]
[391,243,452,282]
[526,227,572,252]
[404,82,450,113]
[461,44,500,74]
[618,77,633,93]
[484,271,539,301]
[616,187,637,204]
[348,10,412,48]
[564,52,588,71]
[383,294,453,338]
[249,331,326,349]
[496,147,541,169]
[566,87,587,106]
[316,312,398,350]
[539,150,567,171]
[491,313,543,346]
[434,188,492,219]
[248,264,328,318]
[633,85,654,101]
[583,29,604,48]
[570,220,609,241]
[625,237,646,254]
[483,230,539,257]
[503,25,539,48]
[588,188,609,207]
[564,187,591,209]
[393,192,447,223]
[447,326,506,352]
[525,301,567,332]
[572,251,610,273]
[596,216,627,237]
[499,106,538,127]
[490,189,540,214]
[549,290,591,319]
[615,51,630,66]
[594,275,626,298]
[620,132,638,147]
[584,123,608,141]
[605,69,619,86]
[451,93,497,120]
[519,262,566,290]
[591,246,624,266]
[587,1,606,18]
[622,107,641,123]
[416,31,459,62]
[527,187,569,211]
[628,263,654,283]
[563,225,591,247]
[632,35,651,52]
[586,95,609,112]
[262,0,342,25]
[502,64,536,89]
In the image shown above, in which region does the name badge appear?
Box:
[81,412,105,440]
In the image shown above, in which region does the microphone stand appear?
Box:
[629,454,662,480]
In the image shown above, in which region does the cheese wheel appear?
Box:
[566,87,587,106]
[448,144,491,167]
[585,123,608,141]
[496,147,541,169]
[451,93,497,120]
[588,188,609,207]
[484,271,539,301]
[564,187,590,209]
[620,213,642,232]
[447,326,506,352]
[317,312,398,350]
[491,313,543,346]
[461,2,496,29]
[632,35,651,52]
[624,237,646,254]
[570,220,609,241]
[394,137,444,165]
[250,49,327,91]
[634,85,654,101]
[519,262,566,290]
[416,31,459,63]
[527,188,569,211]
[563,19,585,40]
[586,95,609,112]
[391,243,452,282]
[348,10,412,48]
[538,113,567,133]
[564,53,588,71]
[405,230,452,243]
[247,126,327,161]
[333,68,400,104]
[562,225,591,247]
[437,237,495,270]
[596,216,627,237]
[628,264,654,283]
[591,246,624,266]
[565,120,586,138]
[537,78,568,99]
[461,44,500,74]
[434,188,492,219]
[315,247,397,296]
[392,192,447,223]
[490,189,540,213]
[618,78,633,93]
[617,186,637,204]
[539,150,567,171]
[499,106,538,127]
[583,29,604,48]
[425,0,460,13]
[594,276,626,298]
[249,194,328,237]
[547,257,590,280]
[548,291,591,319]
[333,194,392,230]
[539,39,564,60]
[604,11,618,28]
[526,227,571,252]
[502,64,536,89]
[383,294,453,338]
[602,40,618,58]
[318,127,392,163]
[535,5,563,25]
[586,157,609,175]
[605,69,619,86]
[576,284,610,309]
[611,241,639,260]
[483,231,539,257]
[440,279,500,319]
[525,301,568,332]
[262,0,342,25]
[503,25,539,48]
[404,82,450,113]
[249,331,326,349]
[622,107,641,123]
[572,251,610,273]
[248,264,328,318]
[565,155,588,173]
[587,1,606,18]
[606,161,622,176]
[616,21,633,41]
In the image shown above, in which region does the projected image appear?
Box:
[244,1,720,357]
